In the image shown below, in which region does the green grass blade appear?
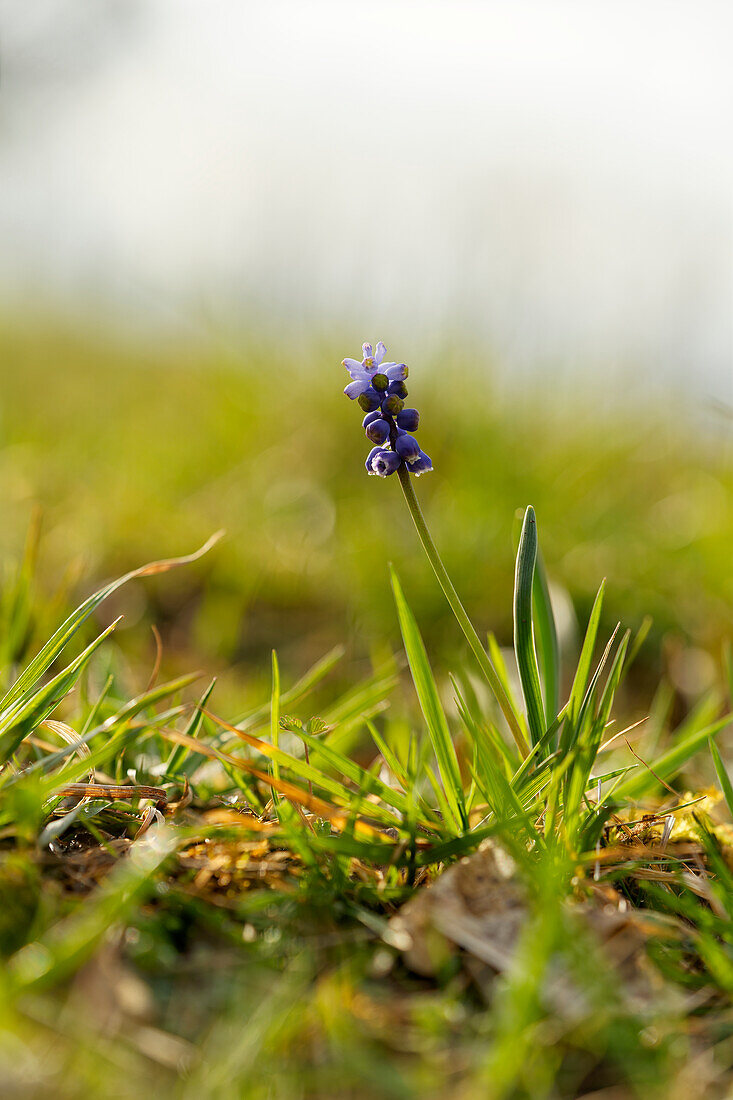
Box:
[513,506,546,748]
[616,713,731,802]
[0,618,121,763]
[299,728,429,824]
[568,580,606,723]
[533,547,560,726]
[233,644,344,727]
[270,650,280,784]
[621,615,653,683]
[205,710,403,826]
[597,630,630,730]
[0,534,221,717]
[485,633,527,744]
[367,719,410,791]
[165,677,217,776]
[390,567,467,833]
[710,737,733,818]
[724,640,733,706]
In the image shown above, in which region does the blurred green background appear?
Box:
[1,321,730,723]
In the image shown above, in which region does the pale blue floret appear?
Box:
[343,341,407,400]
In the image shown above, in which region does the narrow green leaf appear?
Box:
[0,533,222,717]
[724,640,733,707]
[621,615,653,683]
[568,580,606,724]
[533,547,560,726]
[270,650,280,784]
[390,567,466,834]
[513,506,546,748]
[616,713,731,802]
[0,619,121,763]
[299,728,430,824]
[597,630,630,730]
[710,737,733,819]
[165,677,217,776]
[485,634,527,742]
[367,719,410,791]
[233,645,344,727]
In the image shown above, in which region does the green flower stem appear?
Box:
[397,464,529,758]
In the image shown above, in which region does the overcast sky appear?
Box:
[0,0,731,399]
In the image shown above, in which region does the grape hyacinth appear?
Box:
[342,342,432,477]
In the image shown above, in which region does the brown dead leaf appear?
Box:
[390,841,682,1014]
[389,840,526,976]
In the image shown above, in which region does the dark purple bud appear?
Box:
[371,449,402,477]
[365,418,390,445]
[396,408,419,432]
[395,433,421,463]
[371,373,389,392]
[387,381,408,399]
[410,450,433,476]
[381,394,404,417]
[358,387,381,413]
[362,410,383,428]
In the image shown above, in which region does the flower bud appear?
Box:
[365,418,390,445]
[396,408,419,432]
[358,387,381,413]
[395,433,421,463]
[371,373,389,392]
[387,381,408,399]
[381,394,404,417]
[362,410,382,428]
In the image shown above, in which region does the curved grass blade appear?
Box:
[0,532,222,717]
[0,618,121,763]
[299,727,432,823]
[201,709,403,827]
[615,712,731,802]
[160,727,389,838]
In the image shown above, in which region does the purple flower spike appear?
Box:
[370,449,402,477]
[343,342,431,477]
[366,418,390,445]
[396,408,419,432]
[395,432,421,463]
